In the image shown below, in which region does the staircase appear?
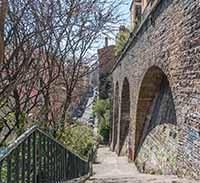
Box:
[86,147,197,183]
[0,126,92,183]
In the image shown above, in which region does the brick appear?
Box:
[111,0,200,180]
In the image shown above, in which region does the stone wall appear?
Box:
[111,0,200,179]
[135,123,178,175]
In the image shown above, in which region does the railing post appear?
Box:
[33,131,37,183]
[0,126,92,183]
[0,161,2,182]
[27,136,31,183]
[88,148,94,176]
[43,135,47,182]
[47,139,50,183]
[38,132,42,183]
[53,143,55,183]
[7,155,11,183]
[15,147,19,183]
[21,142,25,183]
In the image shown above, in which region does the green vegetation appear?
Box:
[115,30,129,56]
[159,169,164,175]
[93,99,111,144]
[170,156,177,170]
[57,123,98,159]
[1,116,97,160]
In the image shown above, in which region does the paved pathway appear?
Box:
[86,147,198,183]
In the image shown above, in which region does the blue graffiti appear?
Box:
[188,131,199,141]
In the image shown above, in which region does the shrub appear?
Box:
[115,29,129,56]
[93,99,111,144]
[57,123,98,159]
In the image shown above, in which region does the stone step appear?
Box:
[86,147,198,183]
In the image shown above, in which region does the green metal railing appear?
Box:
[0,126,91,183]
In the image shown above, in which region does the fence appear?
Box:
[0,126,91,183]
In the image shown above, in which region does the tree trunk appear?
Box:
[61,95,71,127]
[0,0,7,63]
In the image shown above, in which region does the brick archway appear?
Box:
[112,82,119,152]
[111,0,200,177]
[118,78,130,156]
[134,66,177,174]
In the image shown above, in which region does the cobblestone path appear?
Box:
[86,147,198,183]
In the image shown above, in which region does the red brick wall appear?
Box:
[141,0,148,13]
[98,45,116,75]
[111,0,200,179]
[130,0,142,29]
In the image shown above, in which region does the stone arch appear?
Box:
[118,78,130,156]
[134,66,177,175]
[112,82,119,152]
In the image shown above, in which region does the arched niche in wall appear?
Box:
[134,66,177,175]
[112,82,119,152]
[118,78,130,156]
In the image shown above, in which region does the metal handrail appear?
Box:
[0,126,38,162]
[0,125,91,183]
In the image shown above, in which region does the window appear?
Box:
[135,5,142,17]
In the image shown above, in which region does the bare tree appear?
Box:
[0,0,46,145]
[0,0,125,145]
[55,0,124,124]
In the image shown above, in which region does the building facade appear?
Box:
[98,40,116,99]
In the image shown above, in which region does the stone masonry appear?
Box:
[111,0,200,180]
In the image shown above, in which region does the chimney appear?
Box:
[105,37,108,47]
